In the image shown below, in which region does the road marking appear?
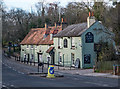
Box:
[18,71,24,74]
[12,68,17,71]
[2,85,6,87]
[3,63,25,75]
[10,85,14,87]
[8,66,11,68]
[85,81,111,87]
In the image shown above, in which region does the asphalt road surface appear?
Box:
[2,55,119,88]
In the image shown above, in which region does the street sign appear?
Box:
[47,65,55,78]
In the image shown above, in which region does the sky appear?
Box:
[3,0,75,12]
[3,0,117,12]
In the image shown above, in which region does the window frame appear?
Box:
[26,45,29,49]
[31,45,33,49]
[84,54,91,64]
[71,37,75,49]
[58,52,62,63]
[71,53,75,65]
[64,39,68,48]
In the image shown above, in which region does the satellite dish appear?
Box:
[75,58,80,68]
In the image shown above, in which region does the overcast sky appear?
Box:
[3,0,116,12]
[4,0,75,12]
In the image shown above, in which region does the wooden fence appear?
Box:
[96,61,120,73]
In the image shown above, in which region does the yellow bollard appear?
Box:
[46,65,55,78]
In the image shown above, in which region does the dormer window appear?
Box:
[64,39,68,48]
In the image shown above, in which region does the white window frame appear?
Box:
[31,45,33,49]
[35,45,37,49]
[26,45,29,49]
[58,52,62,63]
[58,38,62,48]
[64,39,68,48]
[71,53,75,66]
[71,37,75,47]
[31,54,34,61]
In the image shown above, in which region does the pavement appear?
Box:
[5,55,119,79]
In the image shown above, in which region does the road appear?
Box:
[2,55,119,88]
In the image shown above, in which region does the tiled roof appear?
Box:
[54,23,87,37]
[20,26,62,45]
[46,47,54,53]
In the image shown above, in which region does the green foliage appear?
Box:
[29,22,37,28]
[94,69,99,73]
[93,2,106,21]
[2,1,120,47]
[98,42,116,61]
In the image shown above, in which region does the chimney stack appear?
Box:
[55,23,57,28]
[87,12,96,28]
[61,18,67,30]
[45,23,47,30]
[62,18,64,23]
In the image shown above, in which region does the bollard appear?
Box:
[93,65,96,72]
[47,65,55,78]
[34,62,35,66]
[113,65,117,75]
[19,56,20,61]
[117,65,120,74]
[42,64,44,73]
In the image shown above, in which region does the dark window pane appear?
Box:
[84,54,91,64]
[64,39,68,48]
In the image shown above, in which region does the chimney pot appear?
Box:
[45,23,47,30]
[92,12,94,16]
[89,12,91,17]
[62,18,64,23]
[55,23,57,28]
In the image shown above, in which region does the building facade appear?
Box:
[20,13,115,69]
[53,14,115,68]
[20,24,62,64]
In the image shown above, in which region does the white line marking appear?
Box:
[12,68,16,71]
[10,85,14,87]
[8,66,11,68]
[85,82,111,87]
[2,85,6,87]
[18,71,24,74]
